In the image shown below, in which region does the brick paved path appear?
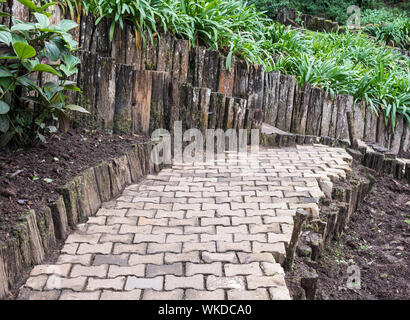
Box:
[18,145,352,300]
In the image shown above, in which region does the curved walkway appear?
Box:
[18,145,352,300]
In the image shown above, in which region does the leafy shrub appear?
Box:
[0,1,87,147]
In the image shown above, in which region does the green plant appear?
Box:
[0,0,87,147]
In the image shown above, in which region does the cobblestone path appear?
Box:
[18,145,352,300]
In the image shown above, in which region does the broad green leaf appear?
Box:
[43,41,60,61]
[17,0,37,11]
[65,104,90,114]
[0,30,11,45]
[0,67,13,78]
[0,12,11,18]
[0,100,10,114]
[13,42,36,60]
[34,13,49,29]
[33,64,62,77]
[59,20,78,32]
[10,23,35,32]
[11,33,28,45]
[0,114,9,133]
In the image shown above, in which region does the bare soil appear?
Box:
[0,128,148,244]
[286,173,410,300]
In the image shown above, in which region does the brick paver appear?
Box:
[18,145,352,300]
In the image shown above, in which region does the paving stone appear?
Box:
[227,288,270,300]
[106,216,138,225]
[202,252,238,263]
[108,265,145,278]
[146,263,183,277]
[133,234,166,243]
[24,275,48,290]
[186,262,223,276]
[207,276,245,290]
[17,288,60,300]
[237,252,276,264]
[87,277,126,291]
[125,276,163,290]
[66,233,101,244]
[61,243,79,255]
[165,252,200,263]
[185,289,225,300]
[268,287,292,300]
[93,254,129,266]
[71,265,108,278]
[100,289,141,300]
[113,243,147,254]
[261,263,285,275]
[46,275,87,291]
[183,242,216,253]
[147,242,182,254]
[30,264,71,277]
[58,254,92,266]
[184,226,215,235]
[129,253,164,265]
[201,233,233,242]
[77,243,113,255]
[152,226,184,234]
[246,275,287,289]
[217,241,251,252]
[59,290,101,300]
[165,275,204,290]
[99,233,134,244]
[142,289,183,300]
[224,263,263,276]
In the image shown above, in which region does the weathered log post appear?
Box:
[284,209,308,271]
[346,111,359,149]
[301,271,318,300]
[0,256,8,299]
[114,64,135,134]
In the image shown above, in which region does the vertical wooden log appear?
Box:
[92,18,111,56]
[320,91,333,136]
[114,64,135,134]
[399,122,410,154]
[364,103,377,143]
[125,24,142,69]
[284,75,296,132]
[202,50,220,92]
[149,71,169,134]
[234,98,247,130]
[111,24,127,64]
[79,14,95,52]
[301,272,318,300]
[178,83,194,131]
[195,87,211,136]
[390,115,404,154]
[328,93,338,138]
[208,93,226,130]
[157,33,174,73]
[0,255,7,299]
[376,115,391,149]
[353,100,365,141]
[247,64,265,111]
[218,55,235,96]
[284,209,308,271]
[189,46,206,87]
[166,80,181,135]
[132,70,152,135]
[224,97,235,130]
[293,83,311,135]
[233,59,249,99]
[263,71,280,127]
[346,111,359,149]
[172,39,189,82]
[141,33,159,70]
[11,0,29,21]
[276,74,289,131]
[335,94,353,140]
[95,57,116,131]
[306,87,323,136]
